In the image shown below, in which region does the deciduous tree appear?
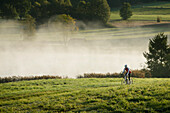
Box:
[49,14,77,46]
[76,0,110,24]
[89,0,110,24]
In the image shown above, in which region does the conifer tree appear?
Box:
[143,33,170,77]
[120,2,132,20]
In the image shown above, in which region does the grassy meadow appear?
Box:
[110,1,170,21]
[0,78,169,112]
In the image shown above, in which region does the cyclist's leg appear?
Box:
[125,73,128,78]
[129,73,131,81]
[125,73,128,83]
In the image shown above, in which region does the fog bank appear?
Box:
[0,20,169,78]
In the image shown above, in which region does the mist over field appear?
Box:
[0,20,169,78]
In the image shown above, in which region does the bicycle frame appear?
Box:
[121,74,133,85]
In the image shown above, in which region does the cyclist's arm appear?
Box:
[122,68,125,74]
[126,68,130,75]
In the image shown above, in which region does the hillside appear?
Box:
[0,78,169,112]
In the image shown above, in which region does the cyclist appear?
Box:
[121,64,132,84]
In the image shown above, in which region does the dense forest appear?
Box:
[0,0,110,25]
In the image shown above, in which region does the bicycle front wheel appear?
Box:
[121,79,126,85]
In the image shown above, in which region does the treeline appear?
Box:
[0,0,110,25]
[0,0,165,26]
[77,69,151,78]
[0,75,62,83]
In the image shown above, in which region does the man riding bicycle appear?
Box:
[121,65,132,84]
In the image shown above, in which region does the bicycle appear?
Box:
[121,74,133,85]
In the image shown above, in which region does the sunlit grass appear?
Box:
[0,78,169,112]
[110,13,170,21]
[131,2,170,9]
[131,15,170,21]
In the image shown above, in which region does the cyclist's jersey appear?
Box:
[125,68,131,73]
[122,67,131,75]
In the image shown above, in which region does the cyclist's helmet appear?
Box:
[125,64,127,68]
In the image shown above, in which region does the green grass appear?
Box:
[110,1,170,21]
[110,14,170,21]
[0,78,169,112]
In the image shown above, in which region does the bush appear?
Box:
[157,16,161,22]
[132,69,151,78]
[77,72,120,78]
[77,70,151,78]
[0,75,62,83]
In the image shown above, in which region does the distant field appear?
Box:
[110,14,170,21]
[110,1,170,21]
[74,25,170,42]
[0,78,169,112]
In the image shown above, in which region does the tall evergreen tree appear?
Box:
[143,33,170,77]
[120,2,132,20]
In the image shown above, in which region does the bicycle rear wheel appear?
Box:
[129,78,133,84]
